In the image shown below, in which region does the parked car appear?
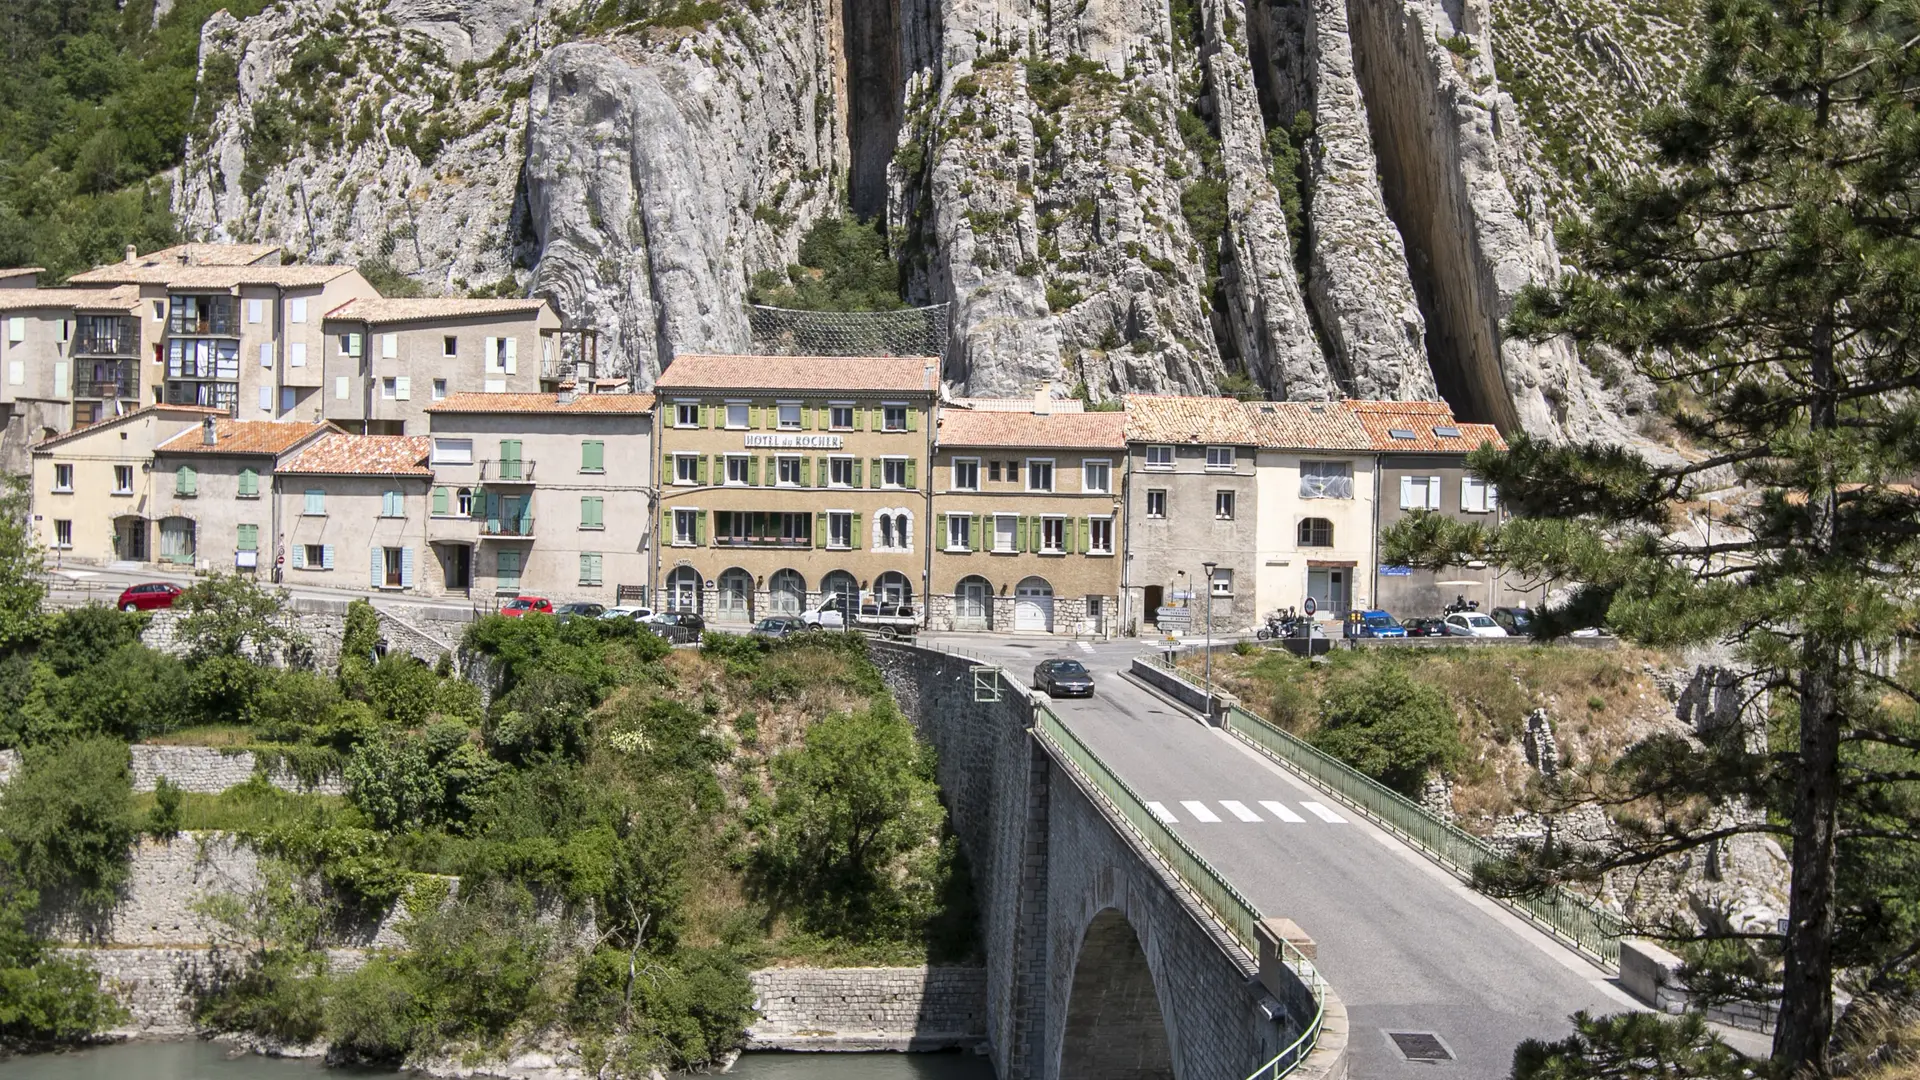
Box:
[750,615,808,639]
[599,605,655,623]
[1033,658,1095,698]
[1442,612,1508,638]
[500,596,553,618]
[799,599,847,630]
[117,582,183,612]
[1403,617,1448,638]
[1489,606,1536,638]
[647,611,707,644]
[799,597,918,636]
[1350,610,1407,638]
[554,602,606,622]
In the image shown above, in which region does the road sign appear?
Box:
[1170,590,1195,600]
[1156,606,1192,626]
[1379,565,1413,576]
[1303,596,1318,615]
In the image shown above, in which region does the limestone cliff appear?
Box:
[175,0,1695,439]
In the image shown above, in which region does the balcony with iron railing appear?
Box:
[479,459,537,482]
[75,362,140,400]
[713,535,814,549]
[480,515,535,539]
[73,322,138,357]
[165,380,239,413]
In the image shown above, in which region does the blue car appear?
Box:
[1352,610,1407,638]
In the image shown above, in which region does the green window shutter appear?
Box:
[751,405,764,429]
[801,406,813,430]
[908,408,919,432]
[815,511,827,544]
[697,456,710,485]
[905,460,917,488]
[238,468,258,496]
[662,508,672,542]
[582,440,604,471]
[801,458,812,486]
[237,524,258,551]
[852,459,864,487]
[433,486,449,515]
[175,466,191,496]
[851,512,862,546]
[1079,517,1091,554]
[970,516,982,550]
[695,510,707,545]
[936,513,946,545]
[869,459,881,488]
[748,457,761,486]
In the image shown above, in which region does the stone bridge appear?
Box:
[872,641,1346,1080]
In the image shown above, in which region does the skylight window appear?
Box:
[1433,425,1461,438]
[1389,428,1419,440]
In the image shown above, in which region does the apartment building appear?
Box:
[323,299,559,435]
[148,418,331,573]
[423,392,654,601]
[1246,401,1378,621]
[653,354,939,621]
[0,284,150,471]
[29,404,225,565]
[1350,401,1516,617]
[929,400,1125,635]
[275,432,434,593]
[1122,395,1262,634]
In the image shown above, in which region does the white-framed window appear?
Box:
[113,465,133,495]
[882,404,908,431]
[1146,489,1167,518]
[381,377,398,399]
[1088,517,1114,555]
[827,511,853,549]
[676,401,700,428]
[1215,491,1235,520]
[673,508,699,545]
[432,438,473,465]
[1300,460,1355,499]
[1040,516,1066,553]
[725,454,751,485]
[777,402,802,429]
[882,458,908,487]
[829,403,855,430]
[1026,458,1055,492]
[443,335,457,357]
[946,513,972,551]
[1145,445,1174,469]
[1400,474,1443,510]
[874,510,913,552]
[53,520,71,548]
[725,402,749,428]
[829,456,855,487]
[993,514,1018,553]
[303,543,326,567]
[1462,476,1500,513]
[952,458,980,491]
[1083,459,1111,494]
[674,453,700,485]
[52,464,72,492]
[1211,568,1234,597]
[456,488,474,516]
[432,379,447,401]
[1205,445,1235,471]
[1298,517,1334,547]
[776,455,802,486]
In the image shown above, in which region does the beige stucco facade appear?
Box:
[1253,450,1377,622]
[323,304,559,436]
[29,406,222,566]
[276,474,434,593]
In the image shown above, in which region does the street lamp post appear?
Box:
[1202,560,1217,719]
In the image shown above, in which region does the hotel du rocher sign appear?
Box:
[744,433,845,449]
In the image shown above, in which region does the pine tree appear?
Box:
[1386,1,1920,1073]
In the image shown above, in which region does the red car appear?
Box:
[500,596,553,618]
[117,582,184,612]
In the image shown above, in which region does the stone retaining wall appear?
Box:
[128,744,345,796]
[746,967,988,1051]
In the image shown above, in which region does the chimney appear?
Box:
[201,416,217,445]
[124,244,138,265]
[179,248,194,267]
[557,389,576,405]
[1033,388,1052,416]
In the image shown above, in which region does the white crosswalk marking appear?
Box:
[1180,800,1222,822]
[1260,800,1305,823]
[1220,800,1262,822]
[1300,801,1347,824]
[1147,801,1177,823]
[1077,641,1095,653]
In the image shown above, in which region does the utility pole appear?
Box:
[1202,559,1217,719]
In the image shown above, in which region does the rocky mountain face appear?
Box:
[175,0,1690,442]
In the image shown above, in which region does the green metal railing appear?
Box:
[1031,706,1327,1078]
[1222,702,1627,969]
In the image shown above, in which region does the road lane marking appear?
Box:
[1147,801,1177,823]
[1180,800,1222,822]
[1077,641,1094,653]
[1220,800,1263,822]
[1260,800,1305,823]
[1300,801,1347,823]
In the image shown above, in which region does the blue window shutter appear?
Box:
[371,548,382,588]
[291,545,305,569]
[401,547,414,588]
[322,545,334,570]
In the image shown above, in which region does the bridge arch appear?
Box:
[1059,908,1175,1079]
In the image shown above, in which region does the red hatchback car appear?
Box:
[117,582,184,612]
[500,596,553,618]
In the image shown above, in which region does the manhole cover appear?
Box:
[1386,1031,1454,1062]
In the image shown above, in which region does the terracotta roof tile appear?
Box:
[937,407,1126,449]
[129,243,284,267]
[68,263,356,288]
[1242,401,1373,450]
[278,433,432,476]
[426,392,655,414]
[326,297,551,324]
[1122,395,1263,445]
[655,354,939,395]
[155,419,331,457]
[1347,400,1508,453]
[0,268,44,281]
[0,285,142,313]
[32,404,225,452]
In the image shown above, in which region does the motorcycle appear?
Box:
[1255,606,1300,641]
[1442,595,1480,616]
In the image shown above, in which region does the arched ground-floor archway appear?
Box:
[113,515,148,562]
[665,566,703,612]
[1015,576,1054,633]
[873,570,914,609]
[768,569,805,615]
[716,566,753,621]
[1060,909,1174,1079]
[953,575,992,631]
[158,516,197,567]
[821,570,858,619]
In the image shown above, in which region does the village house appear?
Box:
[322,298,560,436]
[0,283,148,471]
[148,418,331,575]
[1246,401,1379,623]
[1121,395,1262,635]
[274,432,435,593]
[29,404,225,567]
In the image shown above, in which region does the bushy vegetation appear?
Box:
[748,213,904,312]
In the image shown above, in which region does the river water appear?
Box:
[3,1041,996,1079]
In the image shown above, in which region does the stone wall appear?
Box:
[140,597,458,672]
[128,744,345,796]
[747,967,988,1051]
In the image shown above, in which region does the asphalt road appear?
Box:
[922,633,1635,1080]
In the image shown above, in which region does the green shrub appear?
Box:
[0,879,127,1045]
[37,604,147,677]
[1310,667,1462,795]
[365,653,441,728]
[0,737,135,906]
[248,668,344,745]
[745,213,904,312]
[324,956,417,1063]
[147,776,183,840]
[486,668,595,763]
[346,721,500,833]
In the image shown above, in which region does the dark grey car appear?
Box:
[1033,659,1095,698]
[750,615,807,639]
[648,611,707,644]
